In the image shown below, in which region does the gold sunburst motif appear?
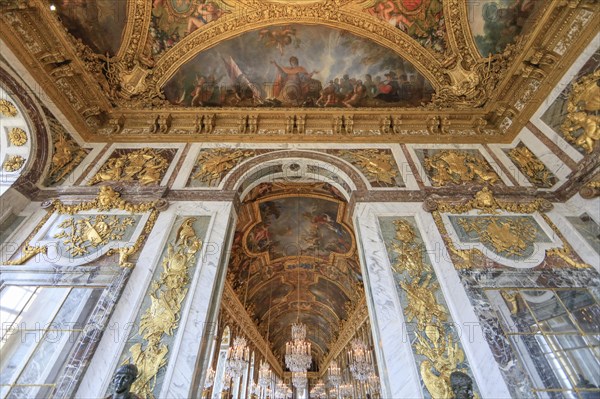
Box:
[8,128,27,146]
[53,215,135,257]
[424,150,498,186]
[190,148,255,186]
[3,155,25,172]
[0,99,17,117]
[458,216,536,258]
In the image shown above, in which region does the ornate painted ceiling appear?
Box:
[0,0,597,142]
[226,182,363,367]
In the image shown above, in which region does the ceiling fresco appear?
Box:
[226,183,363,365]
[2,1,598,141]
[163,24,434,108]
[54,0,127,55]
[363,0,447,54]
[467,0,542,56]
[148,0,231,61]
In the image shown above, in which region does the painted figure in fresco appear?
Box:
[376,71,401,102]
[105,364,142,399]
[186,2,225,35]
[271,57,321,104]
[343,80,367,108]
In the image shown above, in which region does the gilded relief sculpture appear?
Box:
[0,99,18,117]
[561,69,600,153]
[507,144,556,188]
[46,130,89,185]
[2,155,25,172]
[429,188,590,269]
[389,219,478,399]
[125,217,202,399]
[6,186,159,268]
[190,148,255,186]
[335,149,402,187]
[7,127,27,146]
[424,150,498,186]
[89,148,169,186]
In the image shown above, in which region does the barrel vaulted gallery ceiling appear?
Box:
[1,0,598,143]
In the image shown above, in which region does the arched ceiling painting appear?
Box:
[2,0,596,142]
[227,183,363,367]
[467,0,543,56]
[54,0,127,55]
[162,24,434,108]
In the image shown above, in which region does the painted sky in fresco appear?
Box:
[163,24,434,108]
[55,0,127,55]
[467,0,541,56]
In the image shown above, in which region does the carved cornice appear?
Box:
[222,282,284,376]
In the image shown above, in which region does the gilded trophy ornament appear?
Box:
[125,217,202,399]
[337,149,400,186]
[191,148,255,186]
[424,150,499,186]
[6,186,159,268]
[2,155,25,172]
[457,216,537,258]
[46,130,89,185]
[88,148,169,186]
[561,69,600,153]
[0,99,18,117]
[388,219,477,398]
[507,144,556,188]
[7,127,27,146]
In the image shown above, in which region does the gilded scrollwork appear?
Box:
[7,127,27,146]
[2,155,25,172]
[190,148,255,186]
[0,99,18,117]
[88,148,170,186]
[560,69,600,153]
[423,150,499,186]
[387,219,476,398]
[126,217,202,398]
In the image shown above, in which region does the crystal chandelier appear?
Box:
[258,360,272,387]
[292,370,308,389]
[327,361,342,387]
[339,383,353,398]
[225,336,250,378]
[204,367,215,389]
[285,322,312,371]
[367,372,380,392]
[348,338,374,381]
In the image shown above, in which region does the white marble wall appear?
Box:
[353,202,512,399]
[75,200,234,398]
[353,203,422,399]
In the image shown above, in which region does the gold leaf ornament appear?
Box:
[8,128,27,146]
[3,155,25,172]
